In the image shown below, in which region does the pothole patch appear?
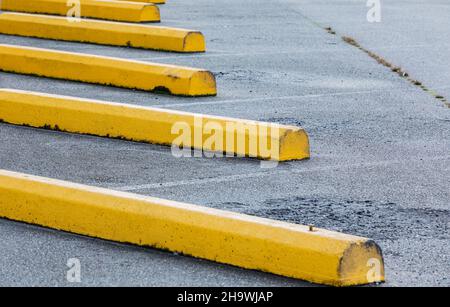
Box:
[245,196,450,241]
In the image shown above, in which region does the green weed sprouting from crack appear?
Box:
[324,27,448,108]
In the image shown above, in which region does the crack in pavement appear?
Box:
[337,32,449,108]
[286,4,449,108]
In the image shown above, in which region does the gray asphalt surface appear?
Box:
[293,0,450,101]
[0,0,449,286]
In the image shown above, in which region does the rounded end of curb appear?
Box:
[278,128,310,161]
[139,4,161,22]
[188,71,217,97]
[336,240,385,286]
[183,32,206,52]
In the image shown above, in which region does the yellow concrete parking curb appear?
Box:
[0,89,309,161]
[0,13,205,52]
[0,0,161,23]
[0,45,216,96]
[0,169,385,286]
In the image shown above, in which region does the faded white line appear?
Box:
[151,89,387,108]
[160,20,315,28]
[130,44,446,62]
[115,171,283,191]
[131,48,341,61]
[114,155,450,191]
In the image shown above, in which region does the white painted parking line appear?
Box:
[114,155,450,191]
[132,48,342,61]
[153,90,383,108]
[131,44,450,62]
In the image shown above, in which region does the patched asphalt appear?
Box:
[0,0,449,286]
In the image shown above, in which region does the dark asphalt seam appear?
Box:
[286,5,449,108]
[325,28,450,108]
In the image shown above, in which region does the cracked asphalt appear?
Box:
[0,0,449,286]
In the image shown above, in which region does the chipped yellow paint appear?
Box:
[0,169,385,286]
[0,89,308,161]
[0,45,216,96]
[0,0,160,23]
[0,13,205,52]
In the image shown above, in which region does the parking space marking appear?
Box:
[115,155,450,191]
[132,44,450,61]
[153,90,387,108]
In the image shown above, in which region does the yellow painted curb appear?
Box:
[0,45,216,97]
[0,89,309,161]
[0,169,385,286]
[0,13,205,52]
[0,0,160,23]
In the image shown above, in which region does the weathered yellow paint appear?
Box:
[0,13,205,52]
[0,45,216,97]
[0,169,385,286]
[0,89,308,161]
[0,0,160,23]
